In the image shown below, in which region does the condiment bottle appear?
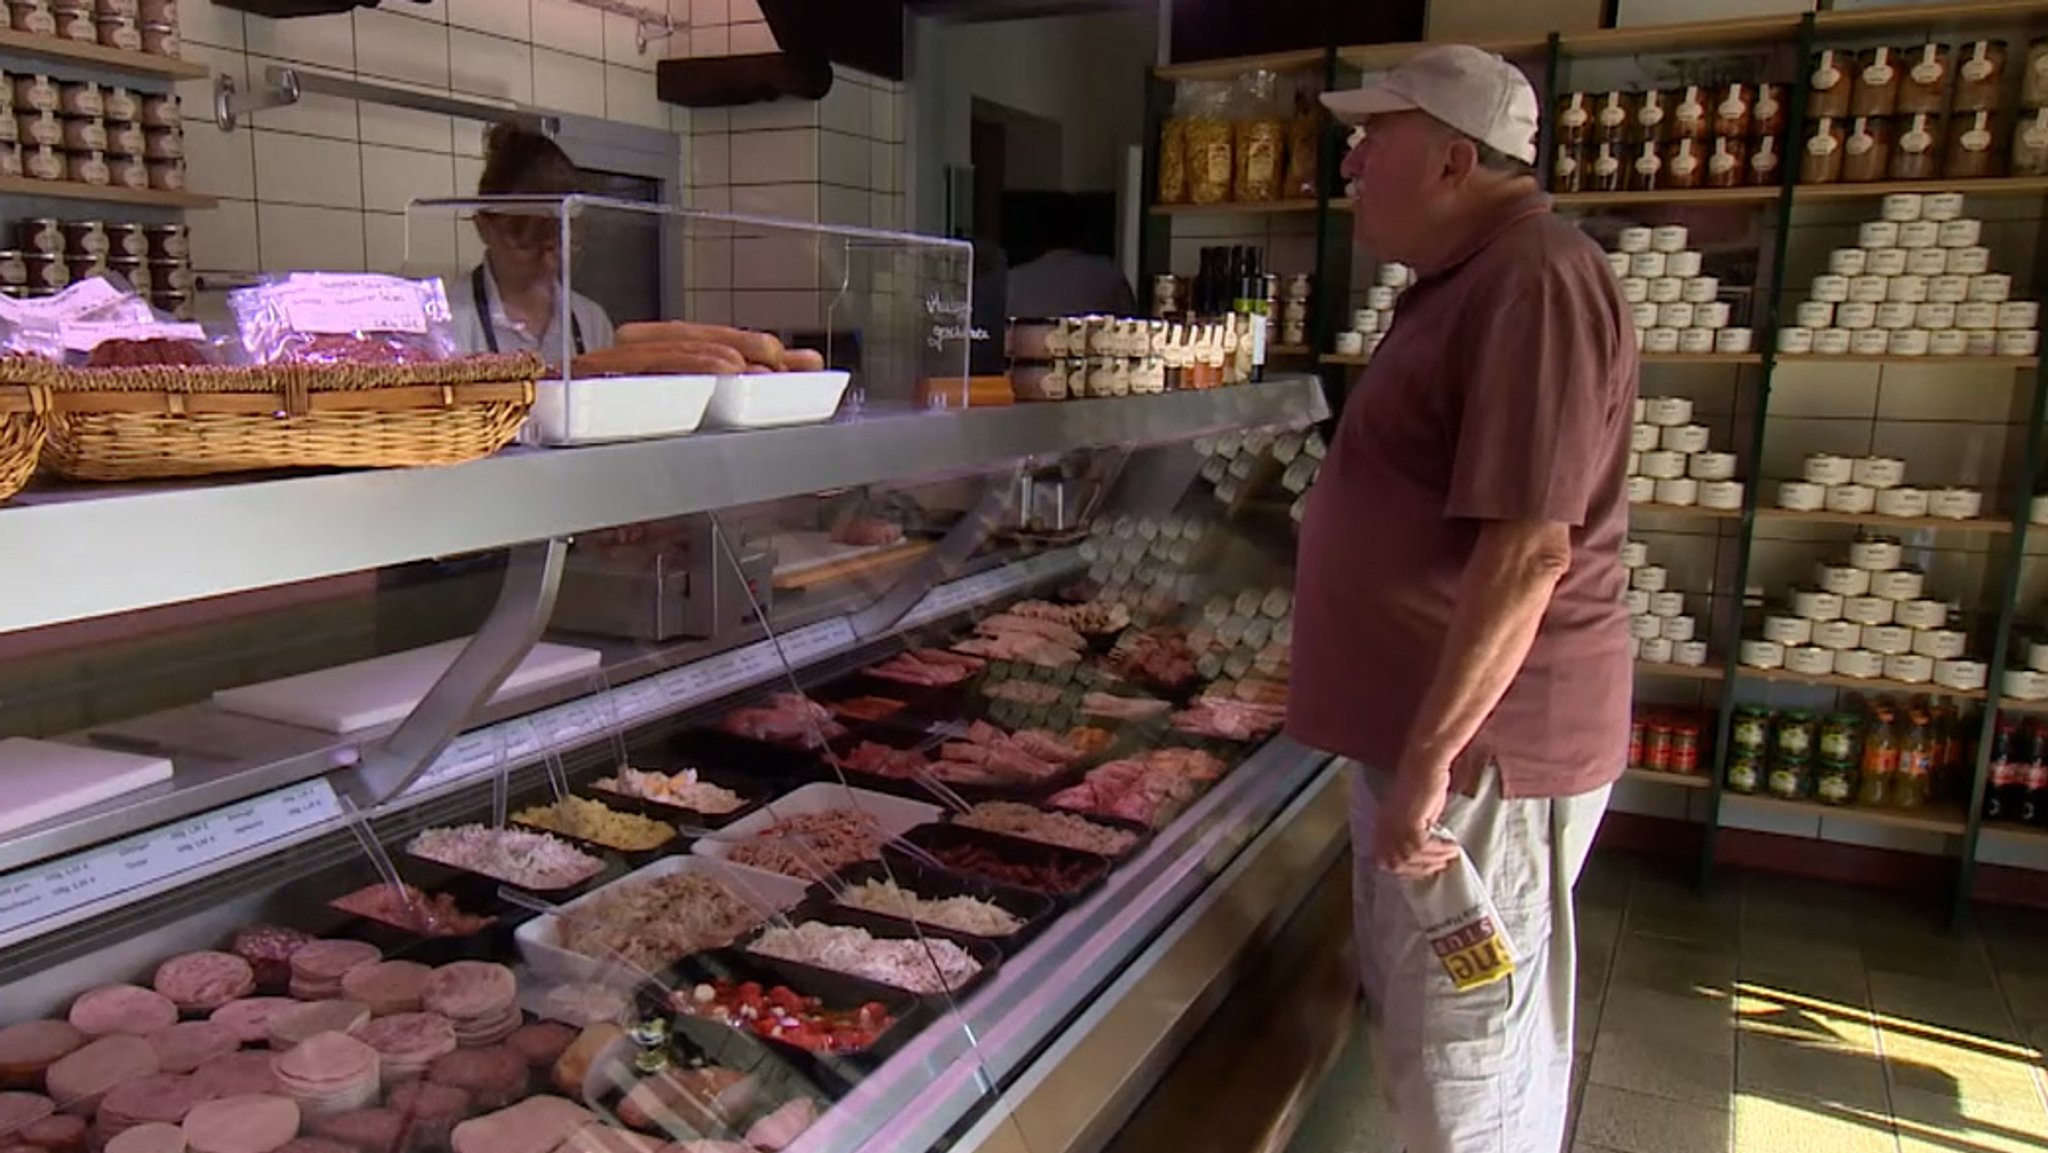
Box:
[1665,137,1704,189]
[1749,135,1782,186]
[1636,89,1670,141]
[1594,91,1632,146]
[1551,143,1585,194]
[1754,84,1787,137]
[1713,83,1752,138]
[1628,139,1665,191]
[1590,141,1624,193]
[1556,93,1591,146]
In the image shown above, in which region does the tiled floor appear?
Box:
[1285,851,2048,1153]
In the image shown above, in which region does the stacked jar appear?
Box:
[1605,222,1753,355]
[11,75,182,193]
[1726,700,1973,810]
[3,0,177,56]
[1621,538,1710,669]
[1777,193,2039,358]
[2014,39,2048,176]
[1738,533,1986,694]
[1627,393,1745,513]
[1553,82,1786,195]
[6,216,188,308]
[1775,451,1985,525]
[1331,262,1410,359]
[1007,316,1172,401]
[1630,704,1711,776]
[1802,40,2009,184]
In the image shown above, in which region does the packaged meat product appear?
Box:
[0,1022,85,1089]
[265,1003,370,1053]
[187,1053,280,1101]
[670,978,894,1055]
[1841,116,1891,183]
[180,1095,299,1153]
[1958,40,2008,112]
[228,273,458,366]
[717,693,846,749]
[96,1073,202,1137]
[2014,108,2048,177]
[328,884,492,938]
[337,961,432,1018]
[287,940,381,1001]
[153,953,255,1013]
[864,647,983,688]
[745,921,982,995]
[405,826,603,892]
[68,987,176,1040]
[1900,43,1949,114]
[1810,49,1852,118]
[550,870,772,973]
[1853,47,1901,116]
[954,801,1139,856]
[612,1065,755,1134]
[511,796,675,854]
[724,810,887,878]
[1891,114,1943,180]
[1947,110,2001,178]
[1801,117,1844,184]
[745,1099,817,1152]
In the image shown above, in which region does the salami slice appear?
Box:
[146,1026,237,1077]
[0,1094,53,1139]
[504,1024,576,1070]
[154,955,256,1014]
[104,1122,185,1153]
[19,1112,85,1151]
[337,965,429,1020]
[67,989,177,1040]
[229,928,314,992]
[181,1095,300,1153]
[0,1022,86,1088]
[272,1036,376,1093]
[207,1001,297,1048]
[187,1054,280,1101]
[419,966,514,1023]
[382,1082,465,1124]
[44,1037,158,1116]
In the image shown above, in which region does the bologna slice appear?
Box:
[67,989,176,1040]
[0,1023,86,1089]
[153,955,256,1014]
[182,1096,300,1153]
[44,1037,157,1116]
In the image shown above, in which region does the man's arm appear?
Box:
[1375,516,1572,875]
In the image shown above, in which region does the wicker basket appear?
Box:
[40,353,543,481]
[0,359,51,501]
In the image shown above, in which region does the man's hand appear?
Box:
[1375,757,1459,877]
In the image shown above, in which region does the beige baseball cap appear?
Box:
[1320,44,1540,165]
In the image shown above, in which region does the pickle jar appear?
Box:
[1732,706,1771,755]
[1726,751,1764,795]
[1819,712,1862,764]
[1777,709,1818,762]
[1815,760,1858,806]
[1768,757,1813,800]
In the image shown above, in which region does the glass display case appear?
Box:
[0,343,1335,1153]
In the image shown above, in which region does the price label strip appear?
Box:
[0,779,344,939]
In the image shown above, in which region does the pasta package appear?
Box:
[1158,117,1188,204]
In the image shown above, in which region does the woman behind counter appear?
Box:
[447,124,615,365]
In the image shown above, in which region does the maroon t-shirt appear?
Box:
[1288,190,1638,798]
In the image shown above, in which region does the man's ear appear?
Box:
[1443,135,1480,183]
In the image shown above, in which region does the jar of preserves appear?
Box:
[1666,137,1704,189]
[1958,40,2009,112]
[53,3,93,41]
[1628,714,1647,767]
[1643,719,1674,772]
[1551,143,1585,194]
[102,85,137,123]
[1754,83,1787,137]
[1671,85,1710,140]
[1727,751,1764,794]
[1899,42,1949,115]
[1733,706,1771,754]
[1947,110,2001,179]
[1816,760,1858,805]
[1820,712,1862,764]
[1811,48,1853,118]
[1891,113,1943,180]
[1768,756,1812,800]
[1594,91,1632,146]
[2014,108,2048,177]
[1802,117,1845,184]
[1706,136,1748,188]
[1556,92,1591,146]
[1637,89,1671,141]
[1854,46,1902,116]
[1842,115,1891,182]
[1628,139,1664,191]
[1713,84,1752,138]
[107,152,143,189]
[105,221,143,258]
[1669,718,1702,775]
[1750,135,1783,186]
[2025,39,2048,109]
[1590,142,1624,193]
[1777,709,1818,761]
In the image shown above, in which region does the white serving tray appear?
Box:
[527,373,719,446]
[212,639,602,734]
[0,739,174,837]
[514,855,809,987]
[691,782,941,886]
[701,370,852,430]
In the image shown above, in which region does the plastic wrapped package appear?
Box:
[1183,82,1234,206]
[1284,78,1320,200]
[1232,71,1285,203]
[1158,112,1187,205]
[229,273,458,366]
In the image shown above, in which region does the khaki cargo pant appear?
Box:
[1348,761,1611,1153]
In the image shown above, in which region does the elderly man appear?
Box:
[1288,45,1639,1153]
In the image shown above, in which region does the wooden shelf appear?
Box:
[1155,49,1327,83]
[1636,660,1725,682]
[1721,791,1970,837]
[1320,353,1370,366]
[1642,352,1765,366]
[1815,0,2048,35]
[1754,507,2014,534]
[1554,187,1782,209]
[1338,36,1548,72]
[1630,502,1744,521]
[1736,665,1989,701]
[1624,767,1715,789]
[1775,354,2039,369]
[1980,819,2048,840]
[1268,344,1313,358]
[1558,14,1804,55]
[0,175,214,209]
[1998,697,2048,715]
[0,28,208,80]
[1795,176,2048,202]
[1149,198,1323,217]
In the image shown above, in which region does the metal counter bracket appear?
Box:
[847,467,1022,642]
[335,538,569,809]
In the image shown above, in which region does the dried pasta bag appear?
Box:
[1232,69,1284,202]
[1157,115,1188,205]
[1184,82,1234,205]
[1284,87,1320,199]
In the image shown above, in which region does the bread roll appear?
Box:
[615,322,784,370]
[570,342,745,379]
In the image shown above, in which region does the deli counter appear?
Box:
[0,348,1343,1153]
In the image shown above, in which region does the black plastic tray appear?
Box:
[731,904,1004,1005]
[815,727,1088,806]
[584,761,780,835]
[652,728,824,781]
[599,973,843,1130]
[311,861,524,966]
[812,859,1058,956]
[940,799,1153,865]
[401,838,623,909]
[894,823,1113,905]
[507,805,683,870]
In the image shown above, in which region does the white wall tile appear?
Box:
[820,184,867,228]
[531,0,604,60]
[669,105,692,134]
[728,21,775,55]
[689,134,729,187]
[690,24,728,56]
[183,0,245,50]
[692,185,731,211]
[356,7,452,88]
[604,64,665,129]
[687,238,732,288]
[689,0,727,24]
[733,236,820,290]
[258,204,366,271]
[392,0,446,21]
[182,104,256,200]
[731,290,819,331]
[454,154,485,195]
[453,121,489,159]
[248,55,359,140]
[868,140,895,192]
[253,131,363,209]
[604,12,656,71]
[727,99,816,133]
[450,29,534,104]
[731,128,815,184]
[362,144,455,213]
[691,107,729,134]
[533,48,606,118]
[730,182,814,221]
[456,226,486,271]
[820,77,869,138]
[449,0,529,40]
[728,0,761,20]
[245,11,354,69]
[186,198,260,272]
[359,105,454,154]
[687,289,733,324]
[365,211,461,276]
[868,192,901,231]
[819,129,867,190]
[870,86,899,143]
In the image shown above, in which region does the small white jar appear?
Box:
[1848,536,1903,570]
[1889,329,1932,356]
[1813,619,1864,650]
[1648,277,1686,304]
[1803,453,1854,485]
[1999,330,2041,357]
[1649,590,1686,617]
[1928,487,1984,519]
[1651,225,1689,253]
[1946,246,1993,275]
[1644,396,1693,426]
[1827,484,1878,514]
[1657,302,1696,329]
[1778,480,1826,510]
[1632,301,1661,330]
[1793,588,1845,621]
[1630,251,1669,278]
[1849,275,1890,304]
[1661,616,1697,643]
[1871,569,1927,601]
[1829,248,1869,276]
[1929,274,1972,304]
[1617,226,1653,253]
[1842,595,1895,626]
[1884,653,1935,684]
[1798,300,1838,328]
[1894,598,1948,629]
[1815,328,1854,355]
[1689,452,1737,481]
[1812,274,1851,303]
[1654,477,1700,506]
[1645,328,1682,353]
[1666,251,1704,277]
[1913,629,1967,660]
[1740,638,1787,669]
[1834,649,1886,679]
[1998,300,2040,329]
[1764,615,1815,646]
[1631,564,1669,592]
[1922,192,1965,221]
[1837,301,1879,330]
[1898,221,1942,249]
[1915,302,1957,330]
[1851,329,1893,356]
[1852,456,1906,488]
[1970,273,2014,303]
[1639,449,1688,479]
[1929,330,1972,357]
[1861,624,1915,655]
[1906,247,1951,277]
[1880,193,1924,221]
[1715,328,1753,354]
[1937,219,1982,248]
[1699,480,1745,510]
[1935,659,1988,692]
[1679,328,1718,354]
[1778,326,1815,354]
[1866,248,1911,277]
[1818,563,1873,598]
[1875,302,1919,330]
[1859,220,1902,248]
[1620,277,1650,303]
[1876,486,1930,517]
[1787,645,1837,676]
[1639,637,1675,664]
[1696,301,1732,328]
